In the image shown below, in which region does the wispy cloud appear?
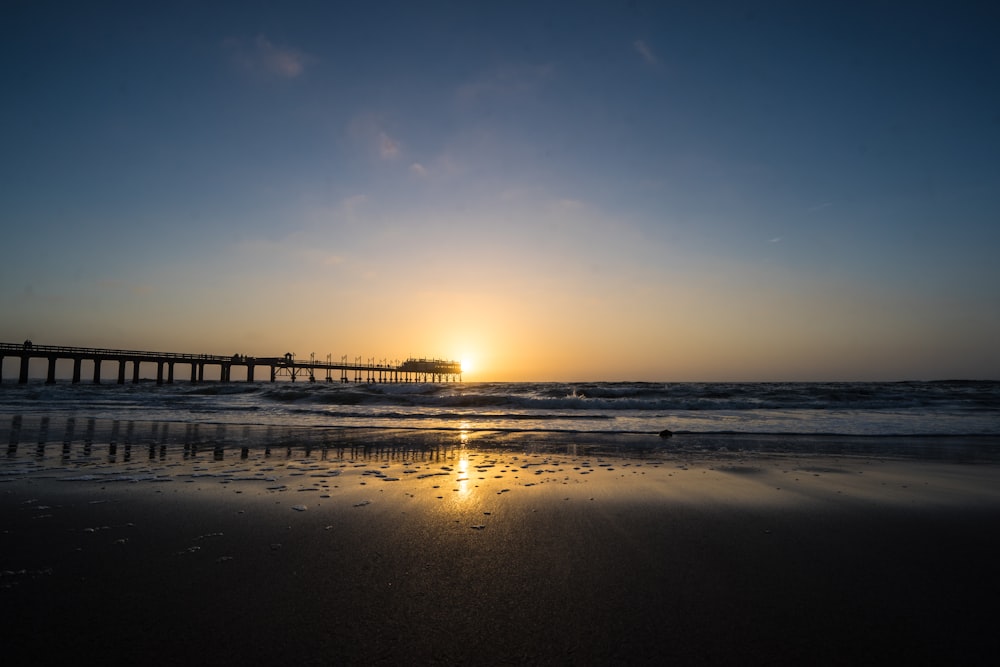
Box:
[548,198,586,215]
[768,237,783,244]
[456,63,554,104]
[229,195,369,270]
[633,39,658,65]
[348,113,404,160]
[225,35,310,79]
[334,194,369,224]
[379,132,400,159]
[298,193,371,233]
[408,154,465,182]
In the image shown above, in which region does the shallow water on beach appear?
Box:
[3,414,1000,468]
[2,380,999,436]
[5,418,1000,524]
[2,381,999,468]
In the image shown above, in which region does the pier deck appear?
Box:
[0,342,461,384]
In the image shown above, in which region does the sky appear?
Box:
[2,0,999,381]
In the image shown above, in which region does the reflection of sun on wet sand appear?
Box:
[2,430,1000,665]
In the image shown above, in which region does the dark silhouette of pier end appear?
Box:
[0,342,462,385]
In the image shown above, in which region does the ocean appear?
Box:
[3,380,999,461]
[4,379,1000,666]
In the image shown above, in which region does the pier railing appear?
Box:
[0,342,235,362]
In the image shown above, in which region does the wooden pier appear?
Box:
[0,341,462,385]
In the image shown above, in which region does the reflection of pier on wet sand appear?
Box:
[4,415,465,464]
[0,341,461,384]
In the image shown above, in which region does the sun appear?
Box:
[460,357,474,375]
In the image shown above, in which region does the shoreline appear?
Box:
[4,412,1000,464]
[3,378,999,444]
[3,425,1000,664]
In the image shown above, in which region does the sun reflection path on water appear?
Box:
[455,429,471,497]
[445,433,527,510]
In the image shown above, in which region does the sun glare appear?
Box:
[461,357,473,375]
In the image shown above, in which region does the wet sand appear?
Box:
[3,436,1000,665]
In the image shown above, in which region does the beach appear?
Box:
[3,428,1000,665]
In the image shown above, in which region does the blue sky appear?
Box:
[2,1,998,380]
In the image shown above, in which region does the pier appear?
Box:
[0,341,462,385]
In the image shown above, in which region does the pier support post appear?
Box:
[93,358,102,384]
[270,366,276,382]
[118,360,126,384]
[221,363,230,383]
[197,363,204,383]
[46,357,57,384]
[190,364,197,383]
[19,355,30,384]
[72,359,82,383]
[156,362,164,385]
[133,361,141,384]
[247,364,255,382]
[167,362,174,384]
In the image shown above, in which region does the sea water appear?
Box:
[2,381,999,462]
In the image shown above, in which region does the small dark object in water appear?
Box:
[659,429,673,438]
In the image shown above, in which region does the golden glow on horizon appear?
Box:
[460,357,473,375]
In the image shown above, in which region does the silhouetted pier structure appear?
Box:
[0,341,462,385]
